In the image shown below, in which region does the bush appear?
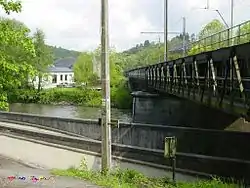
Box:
[111,82,132,109]
[8,88,102,107]
[7,83,132,109]
[8,89,39,103]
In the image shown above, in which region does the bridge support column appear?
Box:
[131,91,182,125]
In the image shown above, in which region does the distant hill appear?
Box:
[48,46,80,60]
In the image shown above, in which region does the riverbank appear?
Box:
[8,86,132,109]
[52,166,238,188]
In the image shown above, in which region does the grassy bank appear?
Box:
[8,84,132,109]
[51,167,238,188]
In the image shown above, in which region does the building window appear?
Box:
[60,75,63,81]
[52,75,57,83]
[65,75,68,81]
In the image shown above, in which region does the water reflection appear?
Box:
[9,103,132,122]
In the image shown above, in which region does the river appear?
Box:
[9,103,132,122]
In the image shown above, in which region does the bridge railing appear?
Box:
[186,20,250,55]
[127,20,250,76]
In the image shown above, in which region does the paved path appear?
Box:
[0,155,100,188]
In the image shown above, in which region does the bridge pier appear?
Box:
[131,91,184,125]
[131,91,250,130]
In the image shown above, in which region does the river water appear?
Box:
[9,103,132,122]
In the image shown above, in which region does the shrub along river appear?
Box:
[9,103,132,122]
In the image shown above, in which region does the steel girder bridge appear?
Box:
[126,20,250,117]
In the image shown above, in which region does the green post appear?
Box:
[164,136,177,185]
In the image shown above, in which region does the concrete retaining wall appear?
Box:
[1,111,250,161]
[0,111,101,140]
[1,125,250,182]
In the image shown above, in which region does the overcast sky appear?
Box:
[2,0,250,52]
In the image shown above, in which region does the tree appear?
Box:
[188,19,226,55]
[144,40,150,47]
[237,22,250,44]
[93,46,125,88]
[198,19,226,39]
[0,1,38,110]
[0,0,22,14]
[32,29,53,91]
[73,52,97,86]
[0,18,36,110]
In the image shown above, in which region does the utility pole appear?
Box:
[230,0,234,27]
[164,0,168,61]
[100,0,111,172]
[206,0,210,9]
[158,36,161,62]
[182,17,186,57]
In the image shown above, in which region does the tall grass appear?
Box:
[51,159,240,188]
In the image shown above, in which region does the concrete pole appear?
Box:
[164,0,168,61]
[182,17,186,57]
[230,0,234,28]
[100,0,111,172]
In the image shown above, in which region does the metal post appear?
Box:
[164,0,168,61]
[101,0,111,172]
[164,137,177,185]
[158,36,161,62]
[230,0,234,28]
[182,17,186,57]
[172,156,176,185]
[230,0,234,46]
[206,0,210,9]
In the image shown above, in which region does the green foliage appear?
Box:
[8,86,132,109]
[198,19,226,39]
[188,19,226,55]
[52,166,239,188]
[0,0,22,14]
[111,82,132,109]
[0,17,36,110]
[32,28,53,91]
[8,88,102,107]
[73,52,98,85]
[237,22,250,44]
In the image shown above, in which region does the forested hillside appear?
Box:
[48,46,80,60]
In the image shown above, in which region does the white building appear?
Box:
[32,67,74,89]
[31,57,77,89]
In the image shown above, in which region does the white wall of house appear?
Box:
[32,71,74,89]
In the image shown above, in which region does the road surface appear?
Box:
[0,154,100,188]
